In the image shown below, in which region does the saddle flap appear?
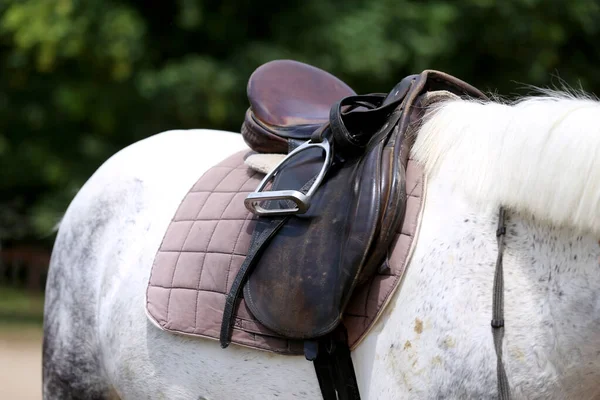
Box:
[242,138,391,338]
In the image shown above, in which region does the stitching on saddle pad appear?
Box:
[192,190,256,194]
[362,273,375,318]
[154,325,295,354]
[146,163,218,316]
[163,221,197,323]
[408,183,420,197]
[406,159,421,197]
[164,166,235,323]
[172,217,257,222]
[151,285,231,294]
[212,176,250,193]
[194,166,238,192]
[219,170,258,326]
[159,250,249,257]
[192,167,246,330]
[225,205,254,299]
[361,233,402,317]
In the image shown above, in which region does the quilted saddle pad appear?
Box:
[145,149,425,355]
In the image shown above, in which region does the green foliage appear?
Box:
[0,0,599,243]
[0,285,44,324]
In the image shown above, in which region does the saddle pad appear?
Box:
[145,149,425,354]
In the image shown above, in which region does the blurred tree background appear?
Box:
[0,0,599,291]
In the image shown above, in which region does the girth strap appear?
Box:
[305,328,361,400]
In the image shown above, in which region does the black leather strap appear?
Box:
[330,338,361,400]
[220,215,289,348]
[325,75,418,158]
[328,94,385,155]
[310,328,361,400]
[312,343,338,400]
[492,207,510,399]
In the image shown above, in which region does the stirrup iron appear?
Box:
[245,138,333,216]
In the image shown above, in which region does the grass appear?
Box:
[0,286,45,327]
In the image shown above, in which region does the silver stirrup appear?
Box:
[244,138,333,216]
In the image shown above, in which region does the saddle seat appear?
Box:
[242,59,356,153]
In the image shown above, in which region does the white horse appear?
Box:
[42,89,600,399]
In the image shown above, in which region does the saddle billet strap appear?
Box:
[310,329,361,400]
[312,353,338,400]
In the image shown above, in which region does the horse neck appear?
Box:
[417,172,600,396]
[419,163,600,317]
[502,207,600,333]
[503,208,600,396]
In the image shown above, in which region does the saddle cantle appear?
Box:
[242,59,357,153]
[221,61,486,348]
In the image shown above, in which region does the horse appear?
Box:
[42,89,600,399]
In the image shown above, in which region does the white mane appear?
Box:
[412,90,600,236]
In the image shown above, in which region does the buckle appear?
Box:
[244,138,332,216]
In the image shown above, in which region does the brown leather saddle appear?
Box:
[220,59,486,399]
[241,59,357,154]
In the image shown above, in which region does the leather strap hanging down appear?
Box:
[305,327,361,400]
[492,207,510,399]
[220,215,289,348]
